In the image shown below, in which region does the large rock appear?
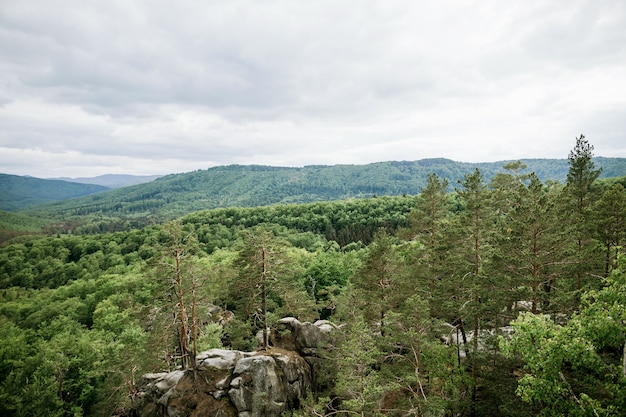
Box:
[197,349,245,371]
[135,348,310,417]
[269,317,336,357]
[229,349,310,417]
[136,356,238,417]
[270,317,337,391]
[134,319,337,417]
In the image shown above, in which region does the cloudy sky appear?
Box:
[1,0,625,178]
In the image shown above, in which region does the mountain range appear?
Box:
[5,157,624,222]
[51,174,163,188]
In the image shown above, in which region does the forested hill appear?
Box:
[51,174,163,189]
[0,173,109,211]
[16,157,626,220]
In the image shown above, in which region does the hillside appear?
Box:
[52,174,162,188]
[0,173,109,211]
[0,210,49,243]
[16,157,626,222]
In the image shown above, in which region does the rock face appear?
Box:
[267,317,336,392]
[228,350,310,417]
[134,318,334,417]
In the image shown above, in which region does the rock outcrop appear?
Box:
[266,317,337,392]
[133,318,335,417]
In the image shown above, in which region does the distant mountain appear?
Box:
[52,174,162,188]
[0,174,109,211]
[17,157,626,221]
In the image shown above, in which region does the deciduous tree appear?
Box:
[501,255,626,416]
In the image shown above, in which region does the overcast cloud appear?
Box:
[1,0,625,178]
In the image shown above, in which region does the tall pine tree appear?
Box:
[495,173,564,314]
[563,134,603,294]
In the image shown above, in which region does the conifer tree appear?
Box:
[455,169,498,336]
[231,227,303,350]
[332,312,385,416]
[157,222,200,370]
[384,294,465,416]
[405,173,450,299]
[564,134,603,292]
[592,183,626,276]
[495,173,564,314]
[566,134,602,213]
[352,230,402,337]
[449,169,498,413]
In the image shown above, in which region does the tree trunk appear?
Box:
[261,246,268,350]
[175,247,191,369]
[623,340,626,379]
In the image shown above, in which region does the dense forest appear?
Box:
[1,136,625,416]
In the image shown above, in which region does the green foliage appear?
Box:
[560,135,606,295]
[567,135,602,211]
[196,322,224,351]
[592,183,626,275]
[0,211,49,244]
[225,226,314,349]
[451,169,501,343]
[332,313,387,416]
[493,172,565,314]
[382,295,469,416]
[0,268,156,416]
[501,255,626,416]
[351,230,403,335]
[185,195,416,247]
[301,249,358,318]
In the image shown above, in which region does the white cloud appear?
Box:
[1,0,625,177]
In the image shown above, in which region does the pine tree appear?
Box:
[405,173,450,299]
[592,183,626,276]
[332,312,385,416]
[450,169,498,413]
[495,173,564,314]
[352,230,401,337]
[566,134,602,213]
[455,169,498,336]
[231,227,303,350]
[383,294,465,416]
[564,134,603,292]
[157,222,200,370]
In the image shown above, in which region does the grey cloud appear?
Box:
[521,2,626,68]
[4,0,445,120]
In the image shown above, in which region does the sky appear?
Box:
[1,0,625,179]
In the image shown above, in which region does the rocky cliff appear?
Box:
[132,318,336,417]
